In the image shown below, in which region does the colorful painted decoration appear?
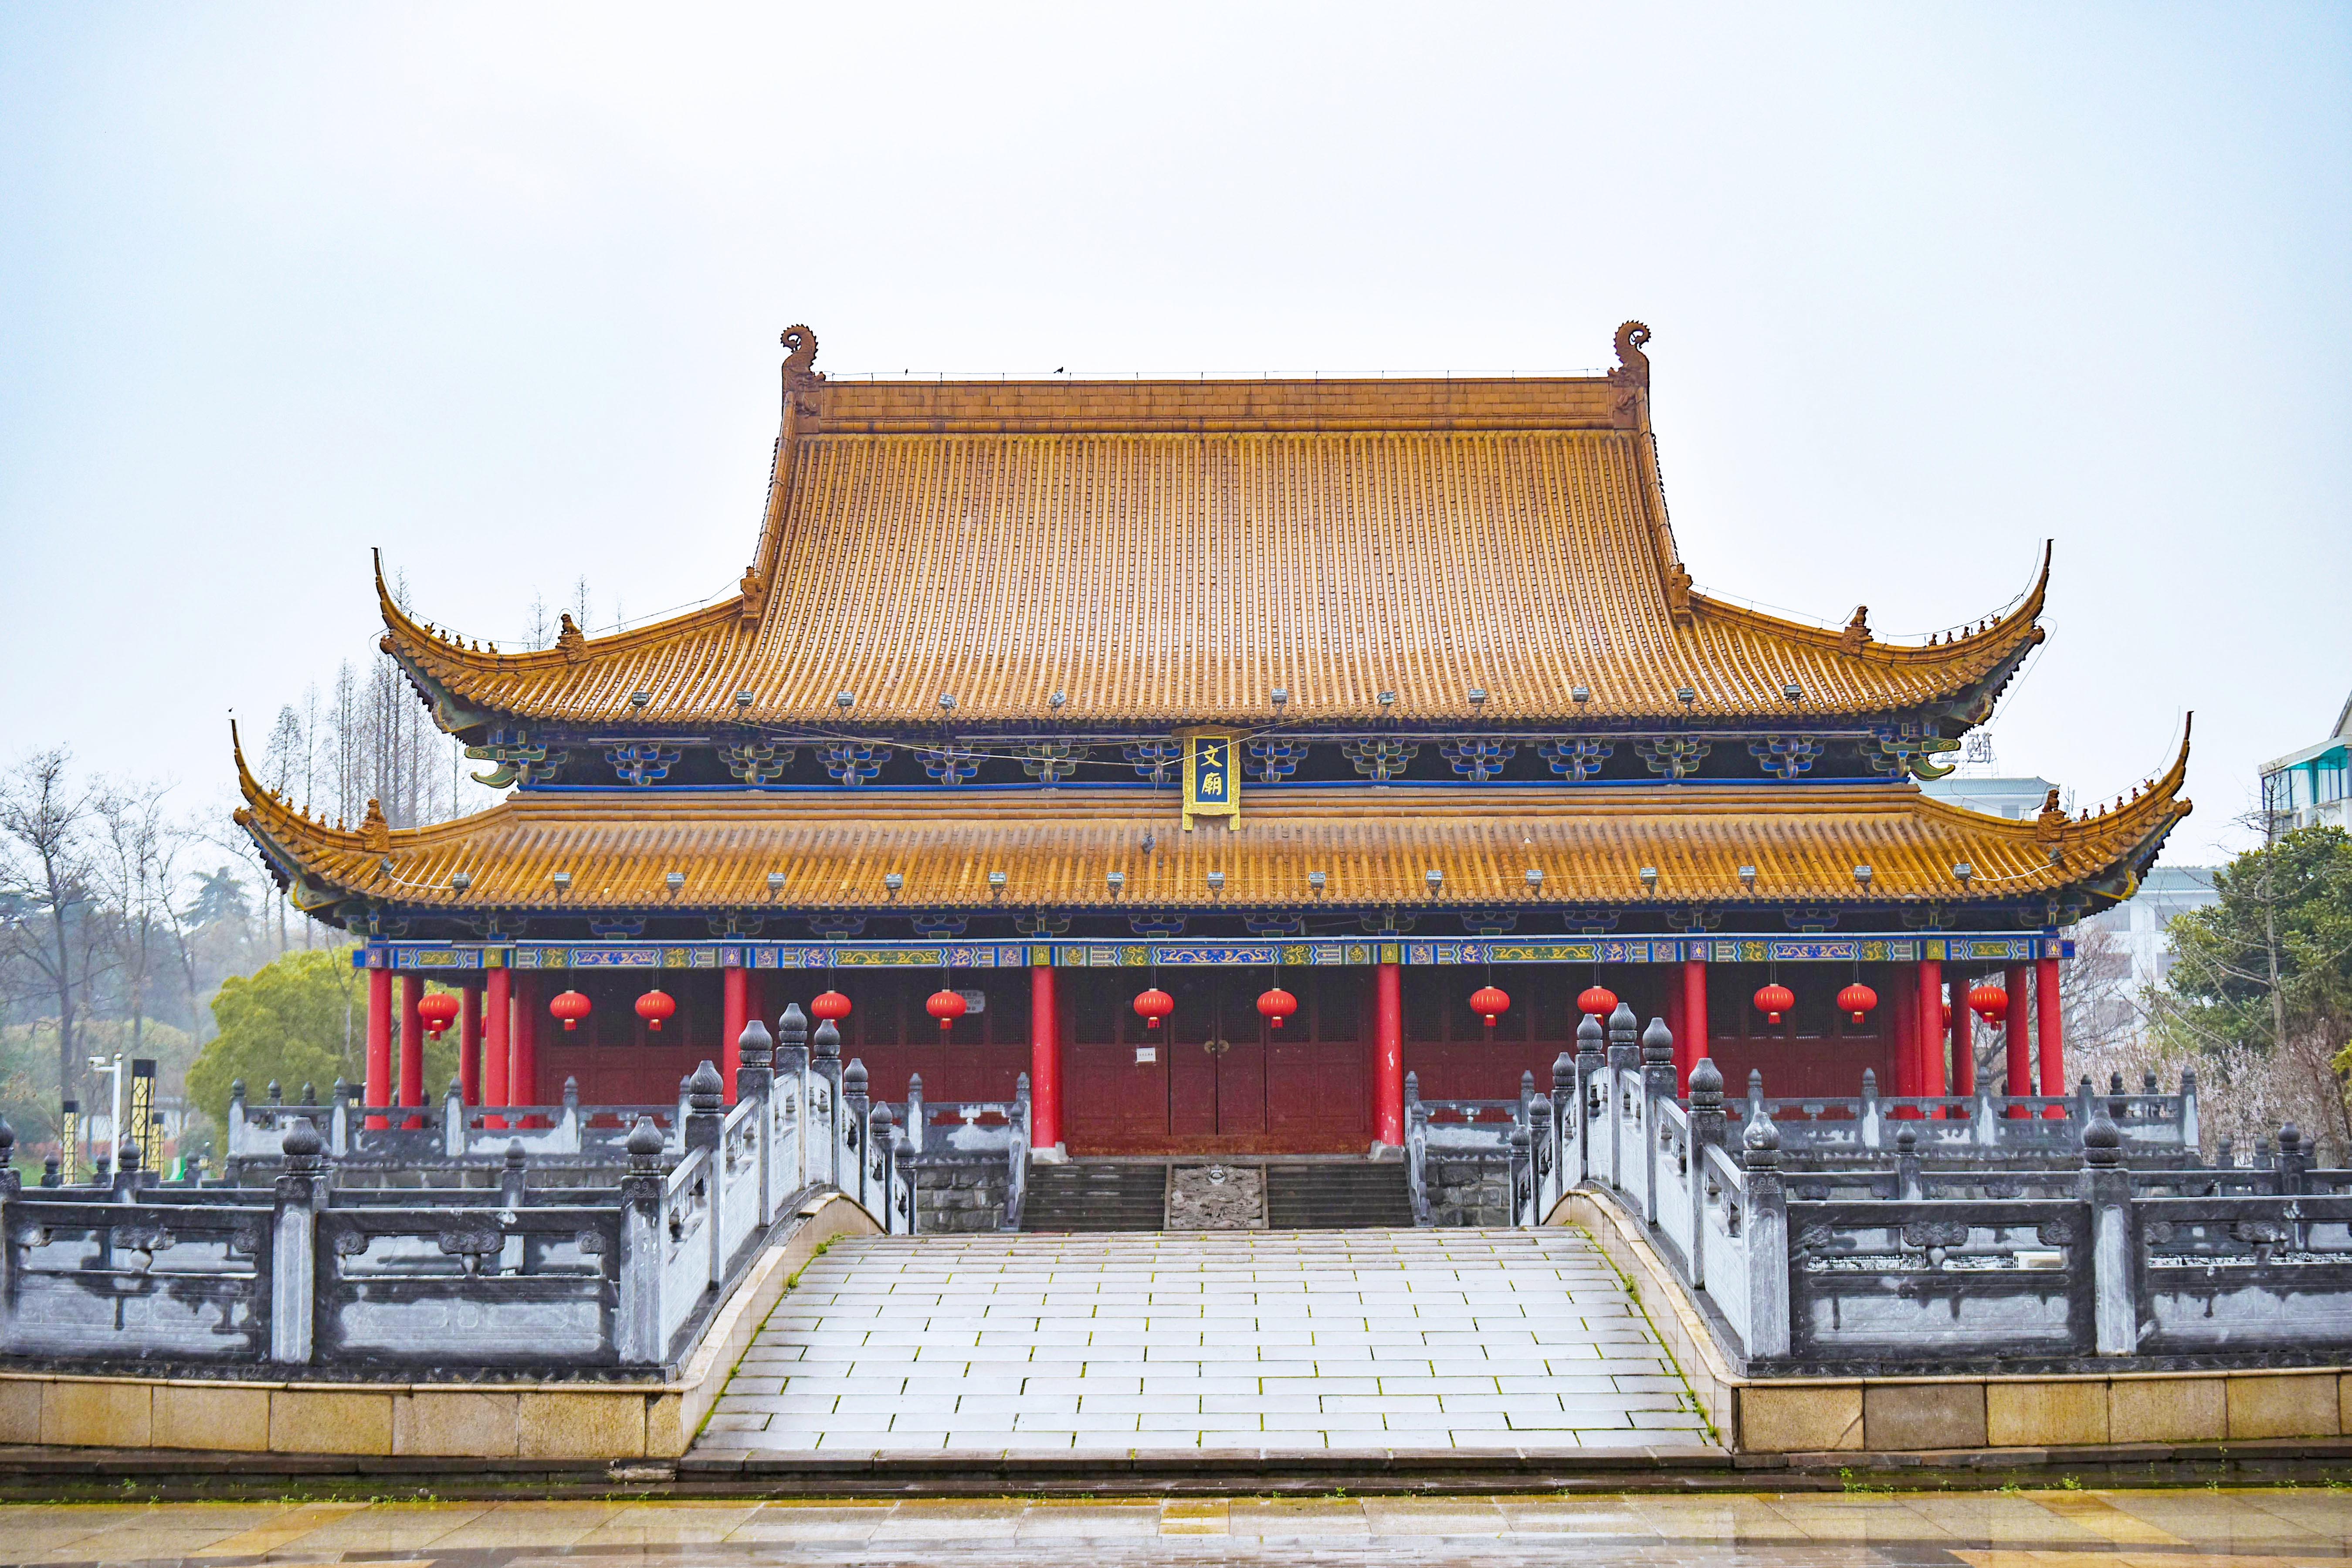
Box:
[1836,982,1878,1025]
[1256,986,1298,1029]
[1470,985,1511,1030]
[925,988,967,1034]
[810,990,852,1023]
[549,990,592,1032]
[1133,987,1174,1030]
[1576,985,1618,1017]
[1968,982,2009,1024]
[416,992,460,1039]
[635,989,676,1032]
[1753,983,1794,1025]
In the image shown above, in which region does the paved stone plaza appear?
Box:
[698,1229,1708,1454]
[0,1490,2349,1564]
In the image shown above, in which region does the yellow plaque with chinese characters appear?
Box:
[1179,729,1240,832]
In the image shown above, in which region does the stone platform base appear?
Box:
[0,1193,876,1460]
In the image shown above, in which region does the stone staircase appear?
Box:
[1019,1161,1169,1231]
[1266,1161,1417,1228]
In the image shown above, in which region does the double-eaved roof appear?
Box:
[241,322,2188,940]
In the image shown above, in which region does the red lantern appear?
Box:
[415,992,460,1040]
[1753,983,1794,1026]
[1256,987,1298,1029]
[1576,985,1618,1018]
[1969,982,2009,1025]
[810,990,852,1023]
[1836,982,1878,1026]
[1470,985,1511,1030]
[925,988,967,1034]
[548,990,592,1032]
[635,989,676,1032]
[1133,987,1174,1030]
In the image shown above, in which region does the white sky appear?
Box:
[3,4,2346,863]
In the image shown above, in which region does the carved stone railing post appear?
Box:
[2079,1105,2136,1355]
[738,1017,776,1225]
[558,1077,582,1154]
[110,1139,144,1202]
[905,1073,926,1156]
[1895,1125,1922,1200]
[1973,1083,1999,1147]
[1005,1072,1031,1229]
[2180,1065,2201,1154]
[2278,1122,2311,1198]
[1640,1017,1676,1226]
[892,1121,916,1235]
[1528,1092,1555,1218]
[616,1117,667,1365]
[270,1120,324,1366]
[1740,1116,1789,1359]
[1402,1072,1432,1225]
[498,1141,528,1212]
[867,1102,896,1233]
[776,1003,810,1191]
[1606,1003,1639,1193]
[442,1077,467,1157]
[1509,1124,1534,1227]
[843,1060,871,1213]
[227,1080,248,1162]
[1859,1068,1882,1151]
[1686,1057,1725,1288]
[683,1062,726,1286]
[812,1019,844,1190]
[329,1080,352,1157]
[1573,1013,1604,1186]
[1551,1051,1576,1189]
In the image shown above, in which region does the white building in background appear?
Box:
[2080,865,2220,993]
[2260,689,2352,839]
[1922,734,2217,996]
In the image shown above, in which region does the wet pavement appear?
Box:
[0,1488,2349,1565]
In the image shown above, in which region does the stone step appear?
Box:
[1020,1162,1167,1231]
[1265,1162,1417,1229]
[695,1226,1710,1463]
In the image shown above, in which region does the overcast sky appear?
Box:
[3,4,2345,862]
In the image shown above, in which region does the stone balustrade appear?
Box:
[1403,1001,2352,1377]
[0,1010,914,1378]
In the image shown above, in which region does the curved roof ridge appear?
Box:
[1688,540,2049,671]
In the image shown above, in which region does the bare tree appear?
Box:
[91,778,186,1066]
[0,750,113,1110]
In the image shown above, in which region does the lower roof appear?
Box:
[236,741,2190,928]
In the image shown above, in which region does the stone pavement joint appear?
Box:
[698,1228,1712,1458]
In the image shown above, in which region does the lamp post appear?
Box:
[86,1053,124,1173]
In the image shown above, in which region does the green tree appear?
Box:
[2154,826,2352,1149]
[185,950,457,1128]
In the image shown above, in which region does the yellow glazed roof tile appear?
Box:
[236,729,2189,917]
[380,355,2047,730]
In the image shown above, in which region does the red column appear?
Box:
[2003,962,2032,1114]
[1681,957,1709,1087]
[398,975,425,1125]
[1031,963,1062,1151]
[1949,970,1974,1099]
[722,965,749,1104]
[1888,972,1914,1104]
[365,966,392,1131]
[459,982,482,1106]
[1917,959,1945,1100]
[1374,962,1405,1148]
[484,967,511,1127]
[2036,953,2065,1116]
[514,973,541,1117]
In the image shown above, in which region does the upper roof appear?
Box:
[381,324,2048,735]
[235,721,2191,928]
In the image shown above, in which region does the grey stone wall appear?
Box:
[916,1162,1011,1233]
[1428,1159,1514,1227]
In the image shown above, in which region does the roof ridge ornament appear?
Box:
[1841,606,1871,654]
[1608,321,1651,390]
[556,613,587,663]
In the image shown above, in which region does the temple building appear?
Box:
[234,322,2190,1158]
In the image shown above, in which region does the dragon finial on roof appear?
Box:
[1609,321,1652,389]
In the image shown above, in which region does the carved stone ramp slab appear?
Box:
[692,1228,1709,1466]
